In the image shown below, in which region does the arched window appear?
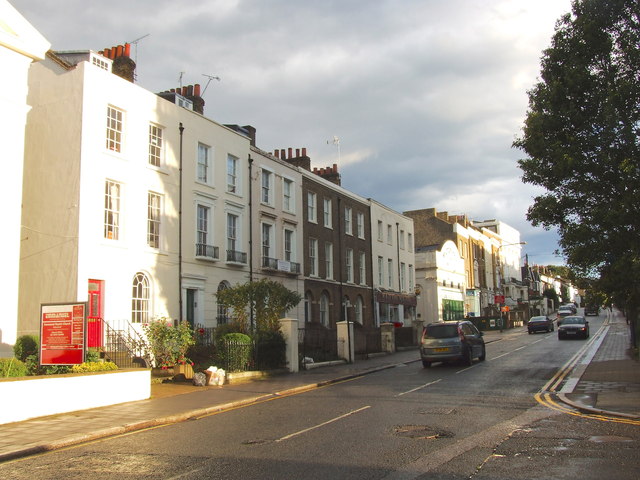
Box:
[304,291,313,323]
[355,296,364,324]
[132,272,150,323]
[320,292,330,327]
[216,281,231,325]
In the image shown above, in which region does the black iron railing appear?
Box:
[196,243,219,259]
[226,249,247,263]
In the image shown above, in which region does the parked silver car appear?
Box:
[420,321,486,368]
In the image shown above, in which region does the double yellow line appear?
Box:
[534,323,640,426]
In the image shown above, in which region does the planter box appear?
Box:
[0,369,150,425]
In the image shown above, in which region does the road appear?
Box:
[1,313,638,479]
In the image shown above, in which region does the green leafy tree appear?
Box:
[216,278,302,333]
[513,0,640,344]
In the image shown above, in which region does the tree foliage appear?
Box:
[513,0,640,325]
[216,278,302,333]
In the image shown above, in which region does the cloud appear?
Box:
[11,0,572,266]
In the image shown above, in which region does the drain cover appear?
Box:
[393,425,454,439]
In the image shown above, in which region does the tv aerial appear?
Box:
[202,74,221,95]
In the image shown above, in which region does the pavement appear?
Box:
[1,311,638,463]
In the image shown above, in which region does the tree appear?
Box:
[216,278,302,333]
[513,0,640,345]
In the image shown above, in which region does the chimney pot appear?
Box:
[280,149,286,159]
[302,147,307,157]
[288,147,293,158]
[103,48,111,58]
[194,84,201,96]
[182,86,188,96]
[295,148,300,157]
[116,45,123,58]
[333,163,338,173]
[187,85,194,96]
[274,150,280,158]
[124,43,131,57]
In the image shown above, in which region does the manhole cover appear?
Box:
[393,425,454,439]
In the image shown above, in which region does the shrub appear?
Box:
[143,318,195,369]
[13,335,38,362]
[217,332,253,372]
[24,353,71,376]
[71,361,118,373]
[254,330,286,370]
[0,358,28,377]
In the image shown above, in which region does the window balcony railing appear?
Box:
[196,243,219,260]
[226,249,248,264]
[261,256,301,274]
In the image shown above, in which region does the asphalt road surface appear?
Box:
[1,314,638,479]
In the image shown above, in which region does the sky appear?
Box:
[11,0,573,266]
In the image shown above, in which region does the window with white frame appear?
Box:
[320,293,329,326]
[357,212,365,239]
[309,238,318,276]
[284,228,294,262]
[261,169,273,205]
[197,143,211,184]
[399,230,405,250]
[359,251,366,285]
[408,233,413,252]
[131,272,150,323]
[387,258,394,288]
[344,206,352,235]
[104,180,121,240]
[261,223,273,259]
[283,178,294,212]
[307,192,317,223]
[400,262,406,291]
[106,106,123,152]
[227,213,239,253]
[325,242,333,280]
[147,192,161,248]
[346,248,353,283]
[323,198,332,228]
[196,204,210,253]
[387,224,393,244]
[227,154,239,193]
[409,265,414,292]
[378,256,384,285]
[148,124,163,167]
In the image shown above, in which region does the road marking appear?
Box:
[275,406,371,442]
[455,364,479,374]
[396,379,442,396]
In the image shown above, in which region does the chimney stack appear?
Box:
[100,43,136,83]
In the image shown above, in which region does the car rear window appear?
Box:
[424,324,458,339]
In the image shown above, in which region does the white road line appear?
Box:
[396,379,442,396]
[275,406,371,442]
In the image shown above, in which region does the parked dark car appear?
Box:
[584,305,600,316]
[420,321,486,368]
[527,315,554,334]
[557,315,590,340]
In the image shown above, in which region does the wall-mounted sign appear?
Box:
[494,295,505,304]
[40,302,87,366]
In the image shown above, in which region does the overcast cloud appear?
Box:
[11,0,572,265]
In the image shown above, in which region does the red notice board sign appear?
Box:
[40,303,87,365]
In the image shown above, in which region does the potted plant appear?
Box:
[143,318,195,376]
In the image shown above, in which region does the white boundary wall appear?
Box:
[0,369,150,425]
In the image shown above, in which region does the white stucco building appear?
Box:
[0,0,49,348]
[369,200,416,326]
[415,240,466,324]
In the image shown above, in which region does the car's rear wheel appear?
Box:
[464,347,473,366]
[479,345,486,361]
[422,360,431,368]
